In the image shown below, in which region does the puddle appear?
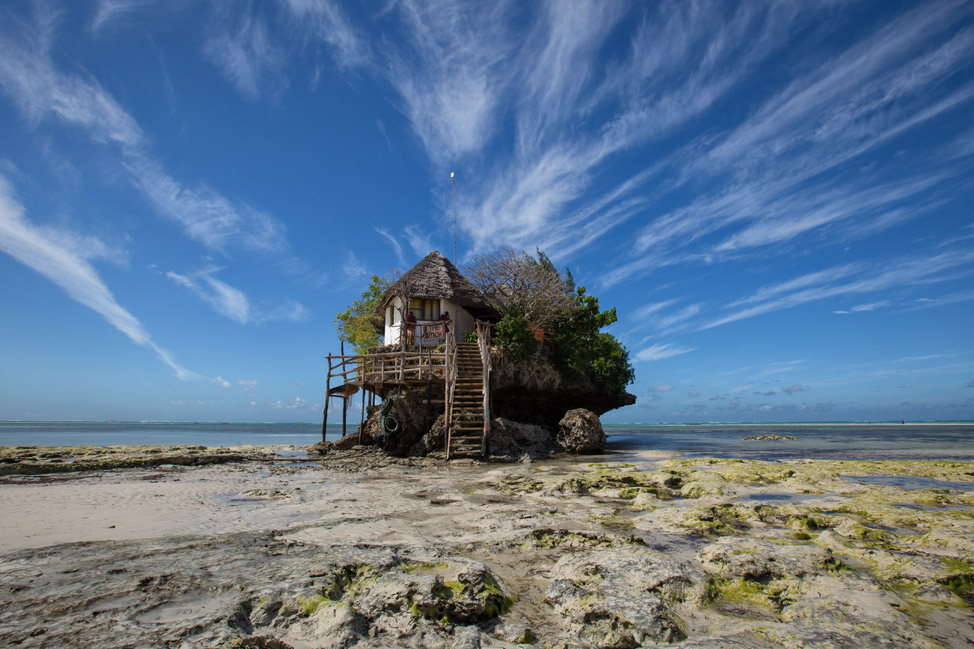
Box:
[893,503,971,511]
[862,521,920,535]
[840,475,974,491]
[275,449,308,459]
[738,492,848,504]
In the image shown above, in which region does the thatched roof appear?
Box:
[377,251,498,320]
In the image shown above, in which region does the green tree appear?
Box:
[335,274,394,354]
[494,304,540,361]
[547,286,635,392]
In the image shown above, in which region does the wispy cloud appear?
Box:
[635,343,694,363]
[403,224,433,258]
[907,290,974,311]
[91,0,179,34]
[342,249,367,284]
[268,396,317,410]
[0,11,291,256]
[781,384,807,395]
[651,384,674,392]
[603,3,974,286]
[128,160,288,255]
[281,0,371,69]
[382,0,517,164]
[203,8,285,100]
[701,248,974,330]
[166,266,308,324]
[0,175,195,380]
[212,376,231,388]
[834,300,891,315]
[375,227,406,267]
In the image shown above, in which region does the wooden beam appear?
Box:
[322,354,331,443]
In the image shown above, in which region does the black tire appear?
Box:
[383,414,400,434]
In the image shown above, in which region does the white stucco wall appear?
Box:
[440,299,475,339]
[382,296,477,345]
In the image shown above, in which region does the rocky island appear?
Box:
[321,249,636,461]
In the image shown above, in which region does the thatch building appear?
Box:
[376,251,498,346]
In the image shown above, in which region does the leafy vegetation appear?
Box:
[337,248,634,390]
[494,304,540,361]
[469,248,634,392]
[335,274,394,354]
[547,286,635,392]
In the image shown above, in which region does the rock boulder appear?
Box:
[557,408,605,454]
[489,418,557,460]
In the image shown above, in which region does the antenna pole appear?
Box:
[450,171,457,264]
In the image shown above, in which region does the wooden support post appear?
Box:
[322,354,331,443]
[339,340,347,438]
[360,387,366,428]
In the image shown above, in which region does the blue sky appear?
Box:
[0,0,972,424]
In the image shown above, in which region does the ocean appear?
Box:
[604,423,974,461]
[1,421,972,460]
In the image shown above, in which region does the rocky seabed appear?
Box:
[0,454,972,648]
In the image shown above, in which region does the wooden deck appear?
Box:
[322,321,493,460]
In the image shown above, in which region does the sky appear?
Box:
[0,0,972,424]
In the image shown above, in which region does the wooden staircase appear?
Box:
[448,342,487,458]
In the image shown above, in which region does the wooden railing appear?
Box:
[326,349,446,387]
[322,347,446,441]
[443,325,458,460]
[475,321,494,456]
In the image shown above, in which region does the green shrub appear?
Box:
[494,305,539,361]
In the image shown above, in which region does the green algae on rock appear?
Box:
[0,444,280,475]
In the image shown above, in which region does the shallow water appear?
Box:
[1,421,973,461]
[840,474,974,491]
[0,421,336,447]
[605,423,974,460]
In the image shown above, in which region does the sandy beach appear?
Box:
[1,447,972,648]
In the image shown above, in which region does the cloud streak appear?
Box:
[635,343,694,363]
[0,175,195,380]
[701,248,974,331]
[166,267,308,325]
[0,10,291,256]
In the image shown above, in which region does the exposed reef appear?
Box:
[2,454,970,648]
[0,444,283,475]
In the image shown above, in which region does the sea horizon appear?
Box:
[1,420,971,461]
[2,419,972,426]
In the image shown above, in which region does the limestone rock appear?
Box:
[544,549,690,647]
[490,351,636,427]
[557,408,606,454]
[307,441,330,458]
[355,393,437,457]
[489,417,557,461]
[451,625,482,649]
[698,536,835,581]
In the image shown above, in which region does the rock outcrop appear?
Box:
[544,549,689,646]
[557,408,606,454]
[488,418,558,461]
[343,348,631,460]
[490,351,635,427]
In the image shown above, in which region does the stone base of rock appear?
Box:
[321,389,607,462]
[557,408,606,454]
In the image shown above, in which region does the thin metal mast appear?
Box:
[450,171,457,264]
